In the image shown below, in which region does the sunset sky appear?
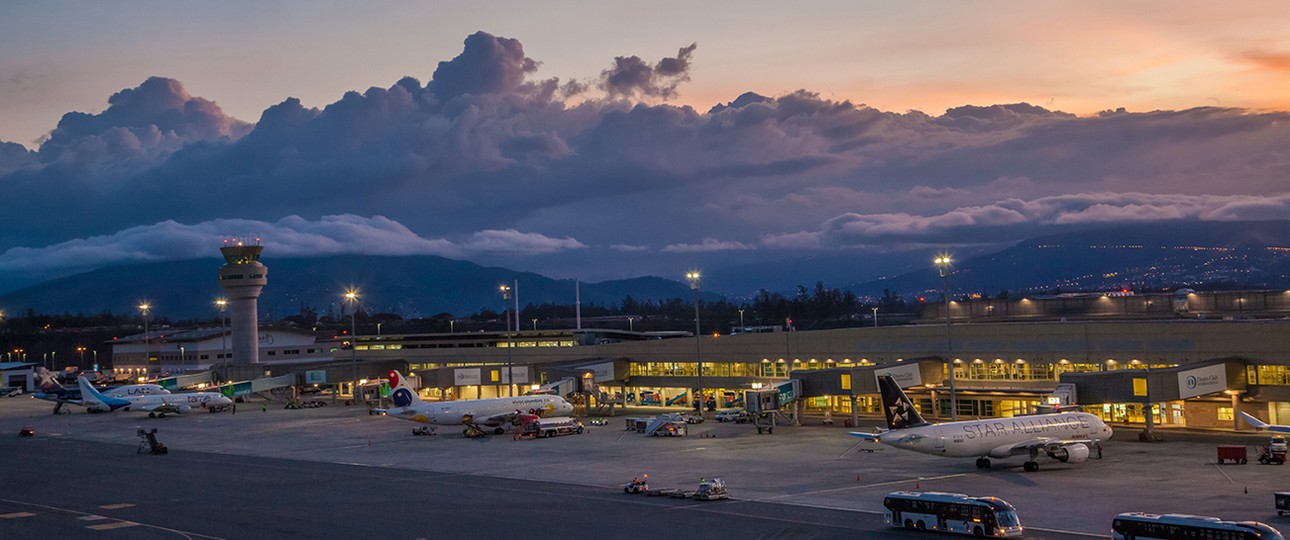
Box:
[1,1,1288,294]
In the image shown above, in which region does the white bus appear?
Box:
[883,491,1023,537]
[1111,512,1283,540]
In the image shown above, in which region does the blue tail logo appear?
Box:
[77,377,131,411]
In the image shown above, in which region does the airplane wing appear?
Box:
[847,429,889,442]
[478,410,526,426]
[988,437,1100,459]
[1239,411,1290,432]
[135,402,189,415]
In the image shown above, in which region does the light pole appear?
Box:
[872,306,879,327]
[531,318,537,331]
[344,289,360,403]
[178,345,186,374]
[627,316,635,332]
[934,255,957,421]
[738,309,745,332]
[139,303,151,378]
[77,346,86,367]
[215,298,228,366]
[686,270,704,414]
[500,284,514,397]
[377,322,382,337]
[449,319,456,333]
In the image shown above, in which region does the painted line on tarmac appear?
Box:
[87,521,139,530]
[759,473,969,499]
[0,497,227,539]
[1213,462,1236,484]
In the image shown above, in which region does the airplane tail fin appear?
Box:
[77,376,129,411]
[35,367,64,395]
[1239,411,1270,430]
[388,371,422,408]
[877,375,929,430]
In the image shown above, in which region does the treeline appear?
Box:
[2,282,917,336]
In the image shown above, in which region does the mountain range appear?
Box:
[2,221,1287,319]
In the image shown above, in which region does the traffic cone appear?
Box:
[856,474,861,481]
[915,482,920,489]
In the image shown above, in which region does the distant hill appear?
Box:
[4,221,1288,318]
[851,220,1290,298]
[0,255,714,320]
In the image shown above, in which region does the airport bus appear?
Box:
[1111,512,1283,540]
[883,491,1023,537]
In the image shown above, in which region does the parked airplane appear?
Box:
[849,375,1113,471]
[32,367,170,413]
[77,376,233,417]
[375,370,574,436]
[1239,411,1290,433]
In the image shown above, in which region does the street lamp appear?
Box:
[738,309,745,332]
[344,289,360,403]
[178,345,186,374]
[627,316,635,332]
[872,306,878,327]
[139,303,151,378]
[215,298,228,365]
[934,255,957,421]
[500,284,514,397]
[531,318,537,331]
[686,270,704,414]
[77,346,86,367]
[449,319,456,333]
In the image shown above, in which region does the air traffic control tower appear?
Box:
[218,241,268,364]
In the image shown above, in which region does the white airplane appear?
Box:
[78,376,233,417]
[32,367,170,413]
[375,370,574,436]
[1239,411,1290,433]
[849,375,1113,472]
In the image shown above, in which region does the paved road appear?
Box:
[1,436,986,539]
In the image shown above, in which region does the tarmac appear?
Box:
[2,395,1288,538]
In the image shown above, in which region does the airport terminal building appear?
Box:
[105,289,1290,430]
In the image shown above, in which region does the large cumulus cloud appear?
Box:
[1,30,1288,284]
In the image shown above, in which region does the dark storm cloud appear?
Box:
[600,43,697,99]
[0,31,1288,279]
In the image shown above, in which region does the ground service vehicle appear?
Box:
[520,416,584,438]
[1276,492,1290,516]
[694,478,728,500]
[883,491,1023,537]
[1111,512,1283,540]
[1262,436,1289,465]
[624,476,649,494]
[715,408,749,423]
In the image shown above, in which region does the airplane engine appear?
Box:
[1047,444,1090,463]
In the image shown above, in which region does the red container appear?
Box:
[1217,445,1248,464]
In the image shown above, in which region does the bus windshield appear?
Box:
[996,510,1021,528]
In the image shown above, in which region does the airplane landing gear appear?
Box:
[975,457,991,469]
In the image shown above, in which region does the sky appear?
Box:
[1,1,1288,294]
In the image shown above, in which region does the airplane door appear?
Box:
[933,428,945,451]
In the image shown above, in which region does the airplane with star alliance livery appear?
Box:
[850,375,1113,472]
